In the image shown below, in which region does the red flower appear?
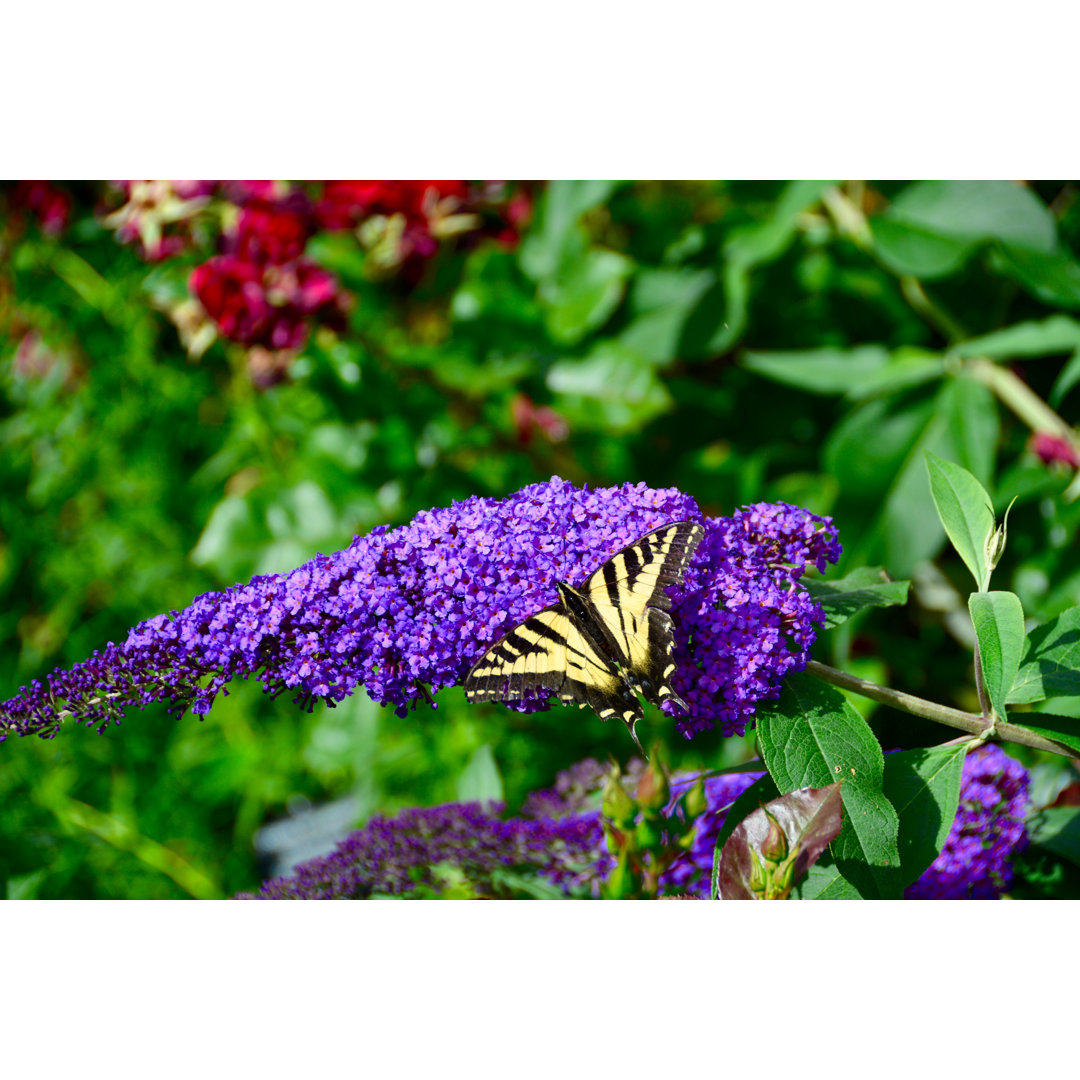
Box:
[236,200,312,265]
[315,180,471,231]
[1032,432,1080,468]
[189,257,271,344]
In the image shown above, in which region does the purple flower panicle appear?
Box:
[238,801,608,899]
[0,478,840,743]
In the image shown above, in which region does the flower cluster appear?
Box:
[905,744,1029,900]
[0,479,839,744]
[187,187,347,356]
[671,502,842,737]
[0,479,837,741]
[101,181,529,361]
[238,800,608,899]
[240,746,1033,900]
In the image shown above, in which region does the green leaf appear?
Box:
[519,180,620,283]
[996,246,1080,309]
[547,342,672,433]
[950,315,1080,361]
[1007,606,1080,704]
[455,744,504,805]
[969,591,1026,722]
[542,248,634,345]
[717,783,844,900]
[882,744,966,887]
[618,267,716,364]
[803,567,910,629]
[691,180,833,356]
[795,853,866,899]
[1026,806,1080,868]
[756,674,901,898]
[871,180,1058,280]
[925,451,995,590]
[742,345,890,396]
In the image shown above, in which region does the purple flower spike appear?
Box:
[0,479,840,742]
[238,801,610,899]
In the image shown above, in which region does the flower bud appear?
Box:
[636,750,671,811]
[760,808,789,863]
[602,772,636,828]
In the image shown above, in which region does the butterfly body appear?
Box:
[464,521,704,751]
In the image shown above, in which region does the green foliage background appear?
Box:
[2,180,1079,898]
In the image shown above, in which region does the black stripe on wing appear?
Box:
[583,521,704,615]
[464,608,570,703]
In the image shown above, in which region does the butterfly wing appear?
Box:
[463,606,643,727]
[581,521,704,711]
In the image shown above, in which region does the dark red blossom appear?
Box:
[235,200,312,265]
[315,180,470,231]
[1032,432,1080,469]
[189,257,271,345]
[190,254,344,350]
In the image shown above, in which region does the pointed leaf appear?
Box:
[718,783,844,900]
[1007,606,1080,704]
[950,315,1080,361]
[803,567,910,629]
[756,674,901,898]
[882,745,966,887]
[926,451,995,590]
[969,591,1025,722]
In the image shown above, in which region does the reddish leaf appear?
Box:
[718,782,844,900]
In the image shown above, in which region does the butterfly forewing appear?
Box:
[581,521,703,707]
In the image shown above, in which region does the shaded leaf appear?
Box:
[1007,606,1080,704]
[1027,806,1080,868]
[882,745,966,887]
[803,567,910,629]
[710,774,779,900]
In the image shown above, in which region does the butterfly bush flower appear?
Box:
[0,477,840,743]
[237,801,608,899]
[905,744,1029,900]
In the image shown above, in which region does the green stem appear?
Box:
[805,660,1077,758]
[899,276,968,342]
[965,356,1080,446]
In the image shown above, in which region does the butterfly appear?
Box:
[464,521,704,753]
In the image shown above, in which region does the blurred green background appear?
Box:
[2,180,1078,898]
